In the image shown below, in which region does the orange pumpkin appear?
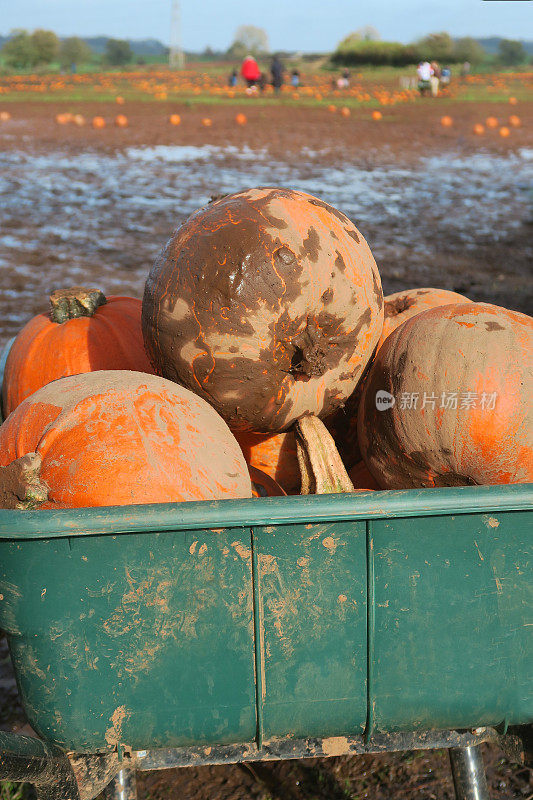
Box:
[115,114,128,127]
[348,460,380,490]
[440,115,453,127]
[473,123,485,135]
[92,116,106,129]
[0,371,252,508]
[169,114,181,125]
[499,126,510,138]
[235,431,300,494]
[2,288,154,417]
[235,113,247,125]
[378,288,472,349]
[142,187,383,432]
[486,116,498,129]
[249,466,286,497]
[372,110,382,121]
[358,303,533,487]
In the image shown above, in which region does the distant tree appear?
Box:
[2,30,35,69]
[228,25,269,57]
[335,28,380,53]
[453,37,485,64]
[332,38,420,67]
[31,29,59,64]
[105,38,133,66]
[498,38,526,65]
[355,26,380,41]
[417,31,454,62]
[59,37,91,69]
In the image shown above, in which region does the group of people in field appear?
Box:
[229,55,301,93]
[416,60,450,97]
[416,59,470,97]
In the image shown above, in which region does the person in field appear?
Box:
[241,55,261,88]
[440,65,451,90]
[228,68,237,87]
[417,61,432,96]
[291,68,300,88]
[271,56,284,93]
[430,61,441,96]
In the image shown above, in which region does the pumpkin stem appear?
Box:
[0,453,49,510]
[50,287,106,324]
[295,415,355,494]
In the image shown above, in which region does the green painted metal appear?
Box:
[0,486,531,754]
[0,484,531,539]
[254,520,367,741]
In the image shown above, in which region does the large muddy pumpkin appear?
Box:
[379,288,472,349]
[0,371,251,508]
[358,303,533,487]
[234,430,300,494]
[329,288,473,466]
[142,187,383,432]
[2,288,153,417]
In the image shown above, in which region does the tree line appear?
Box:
[1,30,135,70]
[0,25,530,72]
[331,29,530,67]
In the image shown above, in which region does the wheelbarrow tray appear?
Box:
[0,485,531,754]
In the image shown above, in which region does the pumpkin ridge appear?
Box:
[87,298,152,372]
[3,315,52,413]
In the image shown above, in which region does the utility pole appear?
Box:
[169,0,184,69]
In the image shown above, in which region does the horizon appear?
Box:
[2,0,532,53]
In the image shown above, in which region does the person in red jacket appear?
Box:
[241,55,261,88]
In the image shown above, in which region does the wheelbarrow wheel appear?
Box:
[104,768,137,800]
[449,744,489,800]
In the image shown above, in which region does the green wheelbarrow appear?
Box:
[0,342,532,800]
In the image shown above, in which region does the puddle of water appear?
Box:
[0,144,531,345]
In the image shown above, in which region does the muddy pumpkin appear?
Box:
[142,187,383,432]
[235,430,300,494]
[358,303,533,488]
[2,288,154,417]
[0,371,252,509]
[379,288,472,349]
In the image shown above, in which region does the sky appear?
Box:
[1,0,532,52]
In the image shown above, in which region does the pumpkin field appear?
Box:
[0,62,532,800]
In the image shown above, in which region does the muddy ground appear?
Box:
[0,98,532,798]
[0,99,532,351]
